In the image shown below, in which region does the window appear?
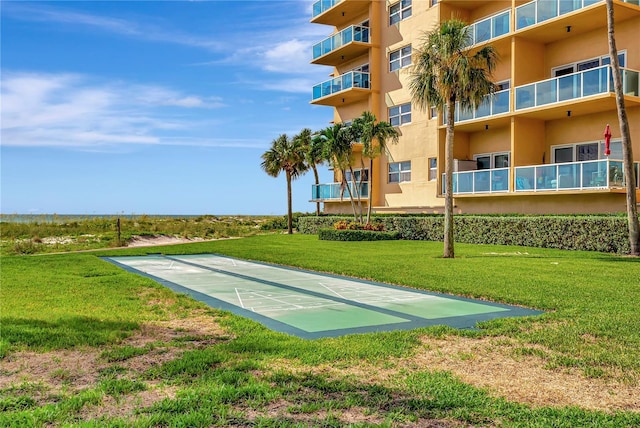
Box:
[345,169,369,182]
[389,103,411,126]
[553,52,626,77]
[389,45,412,72]
[428,158,437,181]
[430,0,438,6]
[429,105,438,120]
[389,161,411,183]
[474,152,510,169]
[389,0,411,25]
[552,141,621,163]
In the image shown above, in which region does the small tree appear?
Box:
[409,20,497,258]
[261,134,308,234]
[296,128,324,216]
[352,111,399,224]
[317,123,359,222]
[606,0,639,255]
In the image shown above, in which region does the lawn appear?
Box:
[1,234,639,426]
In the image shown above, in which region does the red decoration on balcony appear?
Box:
[604,124,611,156]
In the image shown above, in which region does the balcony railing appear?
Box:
[312,182,369,201]
[515,66,640,111]
[443,89,510,124]
[312,71,370,101]
[312,0,343,18]
[312,25,370,60]
[514,159,640,192]
[516,0,602,30]
[442,168,510,195]
[465,10,511,46]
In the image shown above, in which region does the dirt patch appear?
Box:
[126,235,205,247]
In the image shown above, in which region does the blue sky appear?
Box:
[1,0,335,215]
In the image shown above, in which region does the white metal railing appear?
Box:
[442,168,510,195]
[312,182,369,201]
[312,25,370,60]
[514,159,639,191]
[443,89,510,124]
[515,66,639,110]
[465,9,511,46]
[312,71,370,101]
[312,0,343,18]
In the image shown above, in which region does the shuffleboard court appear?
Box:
[105,254,542,339]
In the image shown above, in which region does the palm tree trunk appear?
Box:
[444,99,456,258]
[312,165,321,216]
[607,0,639,255]
[367,158,374,224]
[286,171,293,234]
[349,165,363,223]
[339,167,358,222]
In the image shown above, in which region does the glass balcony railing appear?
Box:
[312,71,370,101]
[515,66,640,110]
[465,10,511,46]
[312,182,369,201]
[312,0,343,18]
[442,168,510,195]
[516,0,602,30]
[443,89,510,124]
[312,25,370,60]
[514,159,640,192]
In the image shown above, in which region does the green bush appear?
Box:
[301,215,635,253]
[318,228,400,241]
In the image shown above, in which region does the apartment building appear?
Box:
[309,0,640,214]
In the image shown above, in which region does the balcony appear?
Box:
[312,25,370,66]
[311,0,369,27]
[515,159,640,192]
[443,168,510,195]
[515,0,640,43]
[312,182,369,202]
[515,66,640,118]
[311,71,370,106]
[443,89,510,127]
[465,10,511,47]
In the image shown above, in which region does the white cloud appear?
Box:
[1,71,228,149]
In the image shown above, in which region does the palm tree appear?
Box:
[295,128,324,216]
[317,123,359,222]
[409,19,497,258]
[606,0,639,255]
[261,134,309,234]
[352,111,399,224]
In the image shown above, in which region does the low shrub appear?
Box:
[301,215,635,253]
[318,228,400,241]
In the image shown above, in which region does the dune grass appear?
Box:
[1,234,639,426]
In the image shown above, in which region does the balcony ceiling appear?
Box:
[311,42,370,66]
[515,93,640,121]
[311,87,371,106]
[440,114,511,133]
[439,0,486,11]
[515,2,639,44]
[311,0,370,27]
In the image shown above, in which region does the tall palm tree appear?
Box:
[606,0,639,255]
[261,134,308,234]
[409,19,497,258]
[295,128,324,216]
[352,111,399,224]
[317,123,359,222]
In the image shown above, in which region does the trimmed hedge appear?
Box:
[299,215,633,254]
[318,228,400,242]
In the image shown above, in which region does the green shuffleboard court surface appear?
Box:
[105,254,543,339]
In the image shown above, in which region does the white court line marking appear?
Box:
[237,290,306,309]
[318,282,349,300]
[235,288,246,309]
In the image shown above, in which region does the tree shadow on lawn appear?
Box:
[1,316,138,351]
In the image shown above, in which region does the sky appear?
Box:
[1,0,336,215]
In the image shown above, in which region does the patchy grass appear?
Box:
[1,234,639,426]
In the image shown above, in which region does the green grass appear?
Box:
[1,234,639,426]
